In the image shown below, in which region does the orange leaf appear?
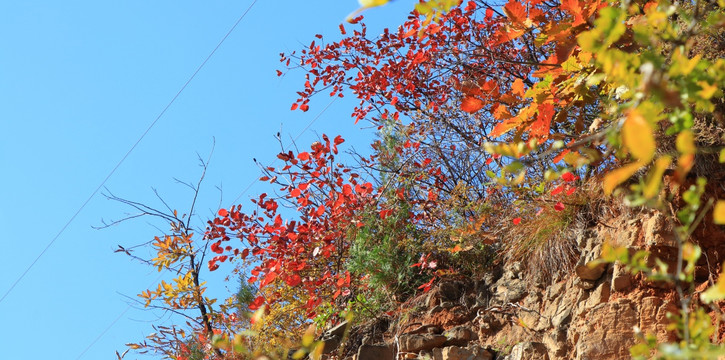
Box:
[504,0,528,25]
[603,161,645,195]
[492,27,525,45]
[489,116,523,138]
[461,96,485,113]
[530,103,555,138]
[493,104,513,120]
[714,201,725,225]
[511,78,526,97]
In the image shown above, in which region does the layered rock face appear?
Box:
[335,208,725,360]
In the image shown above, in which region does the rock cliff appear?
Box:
[332,205,725,360]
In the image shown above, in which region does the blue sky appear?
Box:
[0,1,416,358]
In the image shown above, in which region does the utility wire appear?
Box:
[229,97,337,205]
[75,272,165,360]
[75,300,133,360]
[0,0,259,306]
[74,98,337,360]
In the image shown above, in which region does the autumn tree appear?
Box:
[116,0,725,358]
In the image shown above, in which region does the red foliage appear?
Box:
[206,135,380,316]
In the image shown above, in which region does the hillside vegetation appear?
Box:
[116,1,725,359]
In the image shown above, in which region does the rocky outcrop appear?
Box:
[337,208,725,359]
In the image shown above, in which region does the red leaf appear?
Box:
[342,184,353,196]
[300,103,309,112]
[513,217,522,225]
[208,262,219,271]
[211,241,224,254]
[261,271,278,288]
[290,188,301,197]
[551,184,564,196]
[418,277,435,292]
[561,172,576,182]
[554,202,565,211]
[298,152,310,160]
[291,103,298,111]
[218,208,228,217]
[248,296,265,311]
[286,274,302,287]
[566,187,577,196]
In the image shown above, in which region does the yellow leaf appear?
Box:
[603,161,645,195]
[701,265,725,303]
[643,156,671,199]
[301,325,317,347]
[311,341,325,360]
[676,130,696,155]
[359,0,389,6]
[622,110,655,162]
[346,0,391,22]
[697,81,718,99]
[600,242,629,263]
[715,201,725,225]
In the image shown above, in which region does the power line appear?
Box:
[75,272,165,360]
[229,97,337,205]
[0,0,259,306]
[73,98,337,359]
[75,302,133,360]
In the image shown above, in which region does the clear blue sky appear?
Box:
[0,1,415,358]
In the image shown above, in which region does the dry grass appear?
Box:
[497,180,613,284]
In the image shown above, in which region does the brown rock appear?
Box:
[355,344,394,360]
[508,342,550,360]
[542,328,568,358]
[611,262,632,292]
[583,281,610,310]
[575,245,607,281]
[644,212,677,248]
[439,281,463,302]
[432,345,494,360]
[575,298,638,359]
[399,333,447,353]
[444,326,477,346]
